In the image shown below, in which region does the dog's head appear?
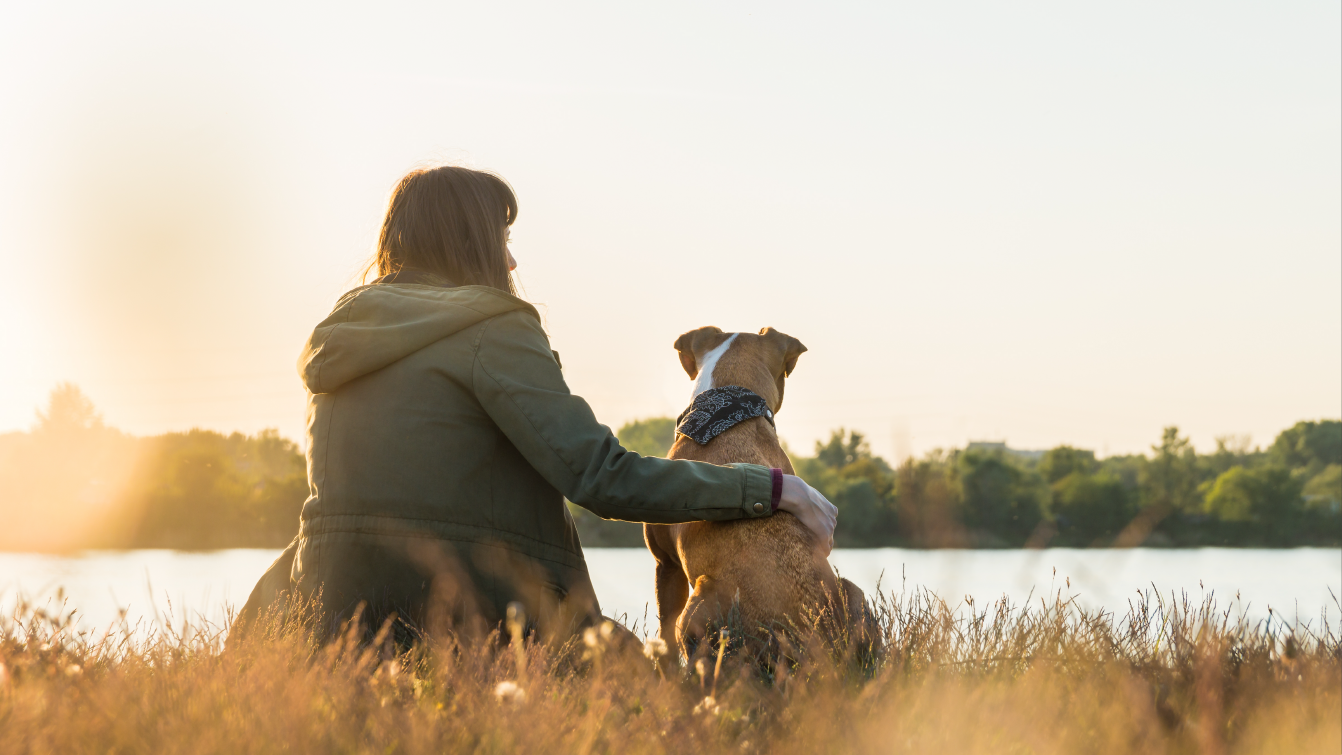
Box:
[673,326,807,412]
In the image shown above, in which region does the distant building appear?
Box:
[965,441,1047,462]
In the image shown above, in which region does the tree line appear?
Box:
[0,385,1336,550]
[0,384,304,551]
[573,417,1341,548]
[797,422,1339,548]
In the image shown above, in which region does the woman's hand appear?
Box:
[776,474,838,556]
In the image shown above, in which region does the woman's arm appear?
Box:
[470,310,777,525]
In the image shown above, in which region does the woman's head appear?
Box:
[372,166,518,293]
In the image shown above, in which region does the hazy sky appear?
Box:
[1,1,1338,461]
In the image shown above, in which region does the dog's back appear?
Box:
[644,327,871,662]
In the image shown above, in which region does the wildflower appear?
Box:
[0,660,8,687]
[599,620,615,640]
[583,627,600,648]
[494,680,526,704]
[693,695,720,716]
[643,637,668,660]
[65,664,82,677]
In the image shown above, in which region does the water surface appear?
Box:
[2,548,1337,639]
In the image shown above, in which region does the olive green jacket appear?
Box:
[255,279,774,638]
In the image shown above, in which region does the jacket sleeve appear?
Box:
[470,310,775,524]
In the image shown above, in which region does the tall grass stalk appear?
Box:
[1,585,1337,754]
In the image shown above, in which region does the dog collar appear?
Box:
[676,385,775,445]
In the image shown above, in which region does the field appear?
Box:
[1,584,1337,755]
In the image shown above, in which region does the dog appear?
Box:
[643,326,874,670]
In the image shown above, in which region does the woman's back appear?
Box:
[295,279,598,639]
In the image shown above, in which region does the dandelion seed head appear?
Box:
[693,695,720,716]
[493,680,526,704]
[643,638,668,659]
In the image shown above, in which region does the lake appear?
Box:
[2,548,1338,640]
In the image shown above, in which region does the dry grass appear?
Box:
[1,583,1337,755]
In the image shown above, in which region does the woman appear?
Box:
[238,166,837,643]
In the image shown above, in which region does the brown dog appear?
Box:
[643,326,873,667]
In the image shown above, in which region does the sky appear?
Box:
[0,1,1338,461]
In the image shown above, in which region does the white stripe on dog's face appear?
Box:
[691,333,738,400]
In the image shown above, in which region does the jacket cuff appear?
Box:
[770,468,784,511]
[739,464,775,518]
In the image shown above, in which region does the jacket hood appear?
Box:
[299,283,538,394]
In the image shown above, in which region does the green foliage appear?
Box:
[1302,464,1341,510]
[797,430,898,547]
[815,429,873,470]
[3,385,1338,550]
[579,417,1341,549]
[1202,435,1262,478]
[891,453,961,547]
[1269,420,1342,473]
[616,417,675,458]
[955,450,1047,545]
[1202,465,1306,544]
[1141,427,1202,514]
[0,385,307,551]
[1049,471,1135,546]
[124,429,307,549]
[1038,446,1097,484]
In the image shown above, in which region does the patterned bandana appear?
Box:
[676,385,776,445]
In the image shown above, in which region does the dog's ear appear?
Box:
[759,327,807,376]
[673,326,724,379]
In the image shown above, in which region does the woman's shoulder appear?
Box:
[449,286,541,323]
[332,282,540,323]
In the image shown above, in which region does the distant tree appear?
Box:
[893,452,964,547]
[1049,470,1135,546]
[1098,454,1144,493]
[616,417,676,458]
[1302,464,1341,511]
[1269,420,1342,473]
[0,384,136,551]
[1141,427,1201,513]
[34,383,104,435]
[956,449,1046,546]
[1203,465,1304,543]
[798,430,898,547]
[1299,464,1342,542]
[816,429,870,469]
[1201,435,1261,479]
[124,429,306,548]
[1039,446,1097,484]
